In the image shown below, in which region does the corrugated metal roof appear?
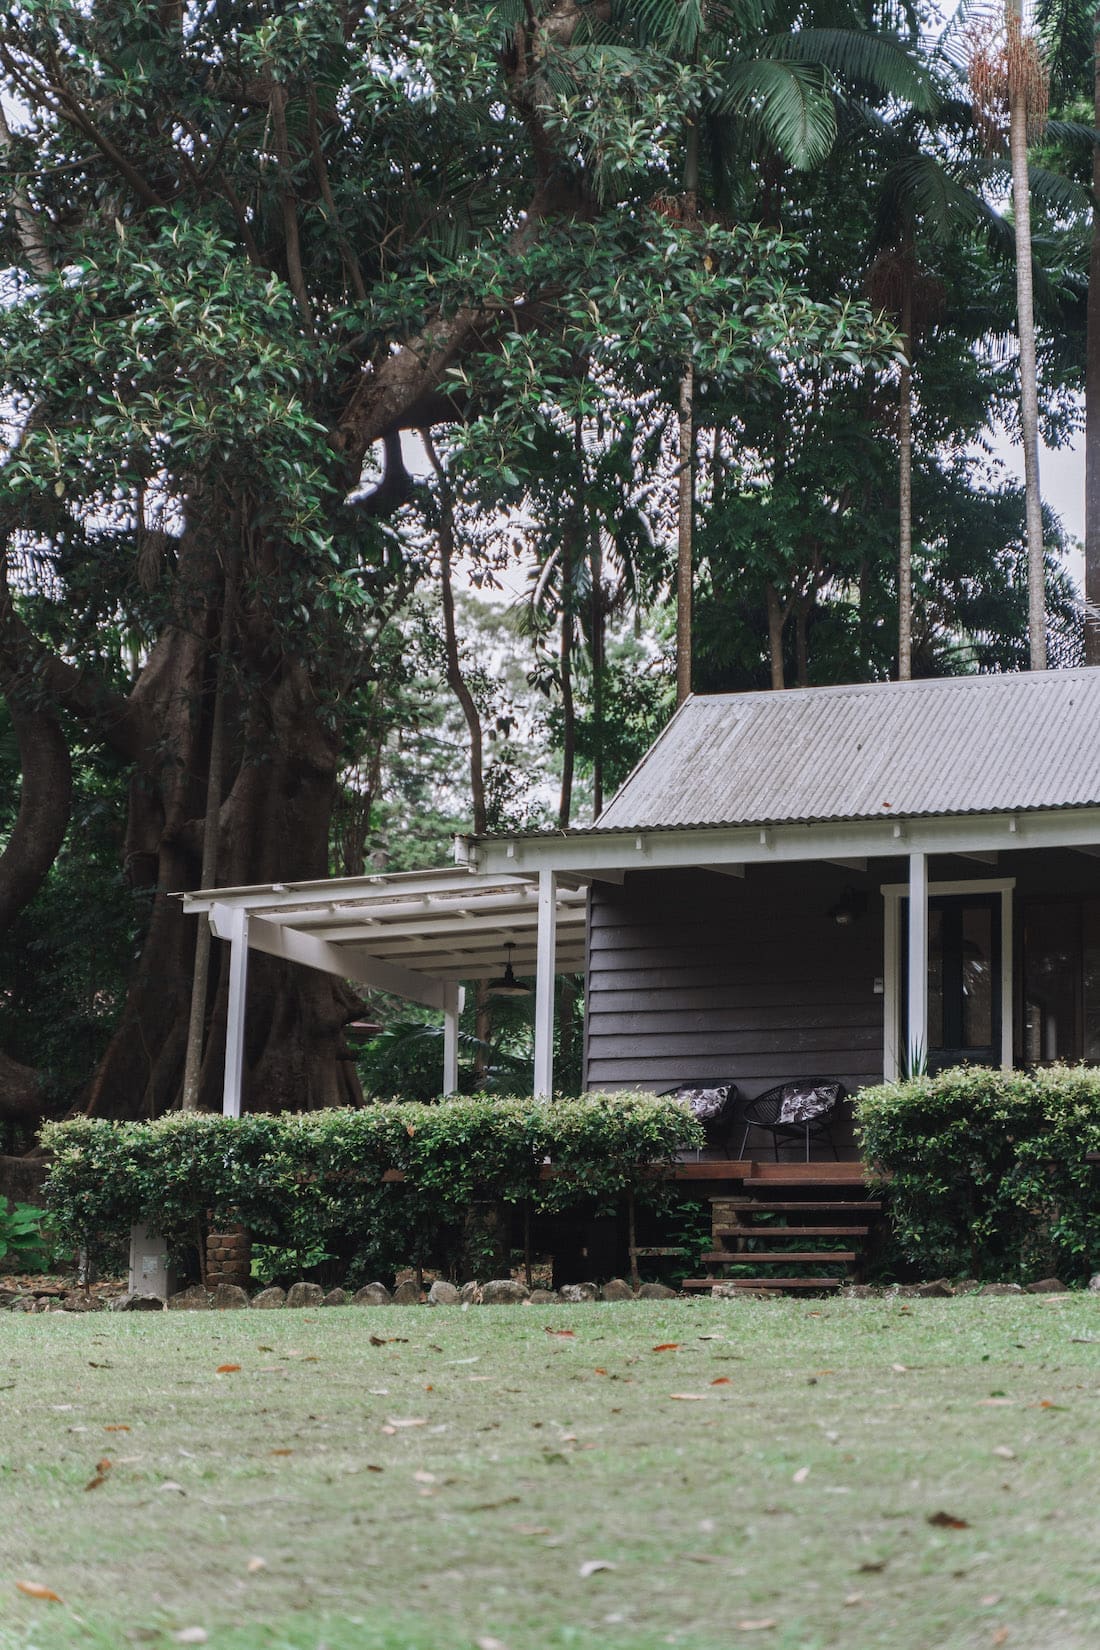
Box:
[596,670,1100,831]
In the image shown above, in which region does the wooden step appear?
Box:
[714,1225,869,1239]
[711,1200,881,1214]
[682,1277,843,1291]
[702,1250,856,1265]
[751,1164,870,1183]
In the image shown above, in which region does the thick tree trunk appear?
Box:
[1086,15,1100,665]
[1009,77,1046,669]
[84,535,362,1120]
[0,698,72,932]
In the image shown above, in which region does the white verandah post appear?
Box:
[906,851,928,1074]
[222,905,250,1117]
[533,868,557,1098]
[442,982,462,1096]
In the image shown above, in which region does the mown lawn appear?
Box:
[1,1295,1098,1650]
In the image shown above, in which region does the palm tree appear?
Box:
[1035,0,1100,658]
[618,0,937,692]
[970,3,1051,669]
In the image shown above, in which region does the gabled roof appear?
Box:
[595,669,1100,832]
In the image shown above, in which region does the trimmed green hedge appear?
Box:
[40,1093,703,1279]
[855,1064,1100,1282]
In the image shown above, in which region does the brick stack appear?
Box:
[205,1223,252,1290]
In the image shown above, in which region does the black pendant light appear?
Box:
[487,942,530,998]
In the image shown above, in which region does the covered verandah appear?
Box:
[180,866,588,1114]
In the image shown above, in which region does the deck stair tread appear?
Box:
[700,1170,886,1294]
[714,1224,870,1238]
[683,1277,843,1291]
[712,1199,881,1213]
[702,1250,856,1265]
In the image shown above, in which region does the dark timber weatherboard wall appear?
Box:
[583,850,1100,1102]
[584,865,887,1100]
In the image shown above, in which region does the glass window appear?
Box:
[961,906,993,1049]
[1023,904,1080,1064]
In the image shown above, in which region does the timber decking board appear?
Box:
[712,1199,882,1213]
[701,1250,857,1264]
[682,1278,843,1291]
[713,1224,870,1238]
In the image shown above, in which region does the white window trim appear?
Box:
[881,878,1015,1080]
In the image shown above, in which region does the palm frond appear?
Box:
[764,28,938,114]
[714,59,836,170]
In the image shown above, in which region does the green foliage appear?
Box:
[0,1199,57,1272]
[41,1094,702,1281]
[856,1064,1100,1283]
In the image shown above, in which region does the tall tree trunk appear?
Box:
[675,361,695,705]
[423,433,487,835]
[794,598,810,688]
[1008,39,1047,670]
[1086,9,1100,665]
[558,527,576,830]
[765,583,786,691]
[898,279,914,681]
[589,516,605,818]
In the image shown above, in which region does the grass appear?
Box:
[1,1295,1099,1650]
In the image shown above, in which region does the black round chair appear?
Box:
[737,1080,846,1162]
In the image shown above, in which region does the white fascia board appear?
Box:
[208,905,448,1011]
[182,868,532,915]
[476,808,1100,876]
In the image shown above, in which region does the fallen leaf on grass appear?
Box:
[858,1560,888,1573]
[366,1464,384,1473]
[891,1363,909,1373]
[711,1376,732,1386]
[978,1398,1014,1407]
[735,1619,777,1632]
[385,1417,427,1429]
[469,1495,521,1511]
[475,1637,508,1650]
[104,1424,130,1432]
[544,1327,575,1338]
[173,1631,208,1645]
[15,1581,62,1603]
[579,1560,615,1578]
[84,1457,112,1491]
[927,1511,970,1529]
[980,1594,1002,1607]
[413,1470,436,1484]
[844,1593,866,1607]
[992,1631,1009,1646]
[216,1364,241,1375]
[158,1481,186,1494]
[992,1446,1016,1460]
[247,1557,267,1574]
[1037,1400,1066,1411]
[669,1392,706,1402]
[270,1449,293,1457]
[518,1525,550,1536]
[792,1466,811,1484]
[256,1344,274,1352]
[652,1343,680,1353]
[88,1361,111,1369]
[593,1367,608,1376]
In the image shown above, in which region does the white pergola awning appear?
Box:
[180,867,587,1113]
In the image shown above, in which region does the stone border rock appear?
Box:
[7,1273,1088,1310]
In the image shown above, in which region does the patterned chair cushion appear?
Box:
[776,1082,843,1125]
